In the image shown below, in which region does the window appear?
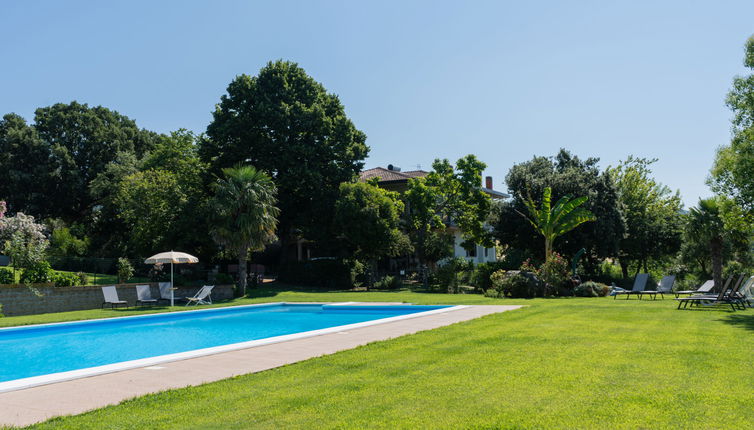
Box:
[466,247,476,258]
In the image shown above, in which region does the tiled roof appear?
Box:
[359,167,428,182]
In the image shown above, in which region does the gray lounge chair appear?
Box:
[676,276,746,311]
[135,284,158,307]
[639,275,675,300]
[158,282,185,303]
[613,274,649,300]
[101,286,128,309]
[674,280,714,298]
[186,285,214,306]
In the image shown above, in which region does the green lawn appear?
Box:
[7,286,754,429]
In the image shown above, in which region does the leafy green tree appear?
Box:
[404,155,492,286]
[95,131,211,258]
[113,169,189,257]
[685,197,751,289]
[710,36,754,210]
[33,102,159,221]
[202,61,369,263]
[0,114,57,218]
[608,157,683,277]
[334,181,411,286]
[492,149,625,270]
[209,165,280,296]
[518,187,595,261]
[48,224,90,257]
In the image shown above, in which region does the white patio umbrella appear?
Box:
[144,251,199,306]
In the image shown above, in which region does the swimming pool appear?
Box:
[0,302,459,392]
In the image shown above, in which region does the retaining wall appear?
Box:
[0,283,235,317]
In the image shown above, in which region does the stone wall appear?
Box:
[0,283,235,317]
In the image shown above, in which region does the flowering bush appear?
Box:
[516,253,571,296]
[0,212,49,269]
[0,200,6,218]
[538,253,570,289]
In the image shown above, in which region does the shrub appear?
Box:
[76,272,88,285]
[373,275,402,290]
[436,257,473,293]
[470,261,509,292]
[52,271,80,287]
[0,267,14,284]
[574,281,609,297]
[20,261,52,284]
[490,269,543,298]
[539,253,570,288]
[117,258,134,283]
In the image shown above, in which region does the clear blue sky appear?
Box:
[2,1,753,207]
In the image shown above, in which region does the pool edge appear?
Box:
[0,303,468,393]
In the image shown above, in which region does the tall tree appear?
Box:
[0,114,56,217]
[492,149,625,270]
[209,165,279,296]
[34,101,159,221]
[102,131,211,258]
[334,181,410,285]
[404,155,492,285]
[710,36,754,210]
[683,197,751,287]
[518,187,595,261]
[608,156,683,277]
[202,61,369,263]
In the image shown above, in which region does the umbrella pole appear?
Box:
[171,262,174,307]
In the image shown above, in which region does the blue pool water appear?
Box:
[0,303,448,383]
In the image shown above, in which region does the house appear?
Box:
[359,165,509,265]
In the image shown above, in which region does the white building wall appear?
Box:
[451,230,496,264]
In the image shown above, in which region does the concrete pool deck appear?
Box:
[0,303,521,427]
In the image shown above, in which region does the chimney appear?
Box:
[485,176,493,189]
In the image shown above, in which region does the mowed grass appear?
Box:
[10,287,754,430]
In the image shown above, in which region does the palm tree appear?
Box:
[518,187,596,260]
[210,165,279,296]
[687,198,725,290]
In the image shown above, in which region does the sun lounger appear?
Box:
[101,286,128,309]
[186,285,214,306]
[158,282,185,303]
[676,276,746,311]
[638,275,675,300]
[674,280,714,298]
[613,274,649,300]
[135,284,158,307]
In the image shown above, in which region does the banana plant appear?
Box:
[518,187,596,260]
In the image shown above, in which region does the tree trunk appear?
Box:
[368,259,378,290]
[238,250,248,297]
[417,229,429,289]
[620,260,629,279]
[710,237,723,291]
[544,237,552,261]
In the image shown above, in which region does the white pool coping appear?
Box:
[0,302,467,393]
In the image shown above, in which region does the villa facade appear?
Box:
[359,165,509,265]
